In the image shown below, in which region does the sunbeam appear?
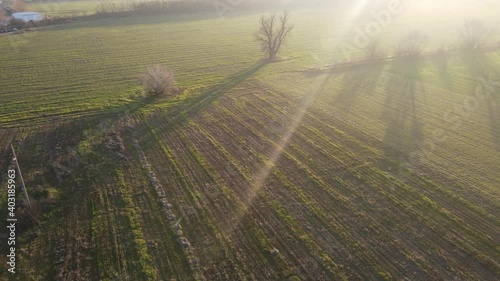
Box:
[227,71,336,233]
[224,2,373,234]
[225,2,373,232]
[321,0,371,63]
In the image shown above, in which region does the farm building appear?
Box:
[12,12,42,22]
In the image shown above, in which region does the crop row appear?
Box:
[153,80,500,279]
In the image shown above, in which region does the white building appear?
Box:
[12,12,42,22]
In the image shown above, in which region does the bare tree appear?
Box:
[255,12,294,61]
[365,39,387,61]
[460,19,491,50]
[395,30,428,58]
[140,64,179,98]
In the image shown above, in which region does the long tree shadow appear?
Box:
[430,50,451,89]
[175,61,266,121]
[333,62,385,111]
[461,50,500,151]
[0,60,267,257]
[136,61,267,149]
[382,58,426,160]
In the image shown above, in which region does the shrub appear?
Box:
[140,64,180,98]
[9,18,26,29]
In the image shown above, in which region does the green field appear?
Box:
[27,0,103,16]
[26,0,126,17]
[1,2,499,280]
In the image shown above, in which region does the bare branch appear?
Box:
[140,64,179,98]
[460,19,491,50]
[395,30,428,58]
[255,12,293,61]
[365,39,387,61]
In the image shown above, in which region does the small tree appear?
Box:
[255,12,294,61]
[140,64,179,98]
[460,19,491,50]
[365,39,387,61]
[395,30,428,58]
